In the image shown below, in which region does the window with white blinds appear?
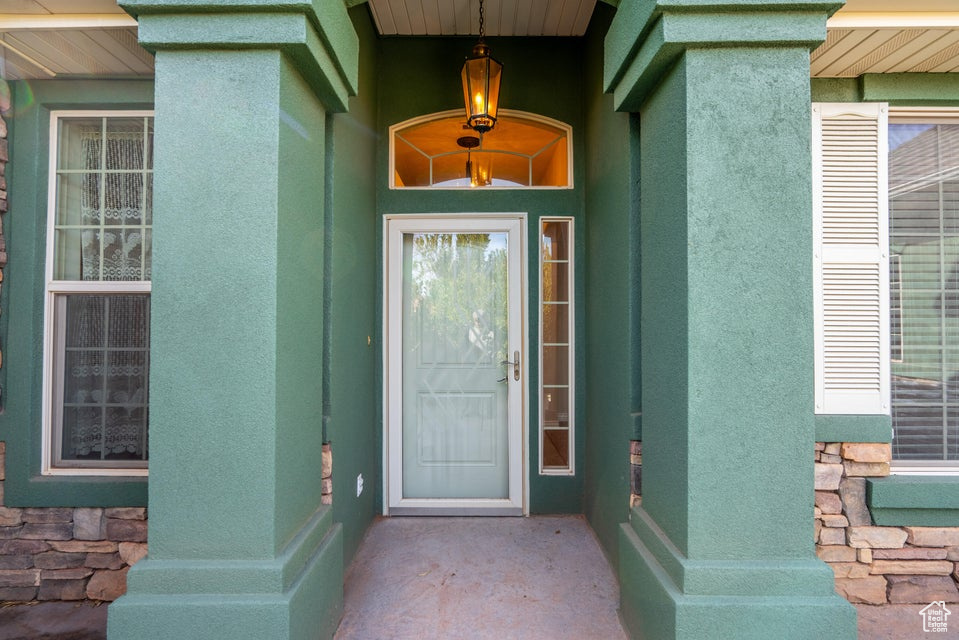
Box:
[814,104,959,465]
[888,112,959,463]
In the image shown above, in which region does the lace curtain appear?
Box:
[64,125,149,460]
[79,127,148,281]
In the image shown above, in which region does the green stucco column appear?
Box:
[606,2,857,638]
[108,2,358,639]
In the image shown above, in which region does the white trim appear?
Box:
[827,12,959,29]
[388,109,574,190]
[41,110,154,477]
[891,466,959,476]
[0,14,138,31]
[383,213,527,515]
[538,217,575,476]
[812,102,890,415]
[889,108,959,124]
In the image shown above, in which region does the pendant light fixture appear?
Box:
[461,0,502,134]
[457,135,491,187]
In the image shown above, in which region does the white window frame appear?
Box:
[539,216,574,476]
[887,107,959,475]
[41,110,153,477]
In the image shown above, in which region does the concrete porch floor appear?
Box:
[333,515,628,640]
[0,522,939,639]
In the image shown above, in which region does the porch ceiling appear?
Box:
[366,0,598,37]
[814,0,959,77]
[0,1,957,81]
[0,0,150,80]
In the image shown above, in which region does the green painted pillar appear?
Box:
[108,2,358,639]
[606,2,857,638]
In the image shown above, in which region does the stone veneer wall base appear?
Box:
[631,439,959,606]
[815,442,959,605]
[0,442,332,603]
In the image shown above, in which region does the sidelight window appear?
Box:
[540,218,573,474]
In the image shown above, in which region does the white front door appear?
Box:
[386,215,525,515]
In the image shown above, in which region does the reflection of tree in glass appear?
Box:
[411,233,508,364]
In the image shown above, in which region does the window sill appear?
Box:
[815,414,892,443]
[867,475,959,527]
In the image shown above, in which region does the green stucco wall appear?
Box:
[606,2,857,635]
[144,48,326,560]
[374,35,588,514]
[1,80,153,508]
[328,5,380,564]
[811,74,959,105]
[582,2,633,566]
[110,3,354,636]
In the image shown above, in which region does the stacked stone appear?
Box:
[321,442,332,505]
[815,441,959,605]
[0,442,148,602]
[629,441,641,508]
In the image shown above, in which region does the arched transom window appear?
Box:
[390,109,572,189]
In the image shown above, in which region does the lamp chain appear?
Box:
[478,0,485,41]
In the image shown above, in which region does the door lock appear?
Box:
[500,350,521,381]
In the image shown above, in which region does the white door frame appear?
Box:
[383,213,527,515]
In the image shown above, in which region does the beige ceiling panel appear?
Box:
[27,29,112,74]
[868,29,950,73]
[811,29,875,76]
[885,30,957,71]
[406,0,427,34]
[419,1,442,35]
[453,0,471,34]
[843,29,922,75]
[387,0,412,34]
[367,1,596,36]
[843,0,959,11]
[496,0,516,36]
[57,29,130,74]
[368,1,396,35]
[3,32,72,74]
[527,0,548,36]
[916,38,959,72]
[513,0,533,36]
[483,0,503,36]
[827,29,904,76]
[811,27,847,63]
[109,27,153,69]
[4,0,52,14]
[541,0,563,36]
[36,0,126,13]
[436,0,457,34]
[572,0,595,36]
[80,28,154,74]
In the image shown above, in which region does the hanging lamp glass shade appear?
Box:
[470,152,492,187]
[462,42,502,134]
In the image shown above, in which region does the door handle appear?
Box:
[500,350,521,381]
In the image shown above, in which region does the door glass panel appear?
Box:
[402,232,510,498]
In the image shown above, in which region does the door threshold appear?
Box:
[388,506,524,516]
